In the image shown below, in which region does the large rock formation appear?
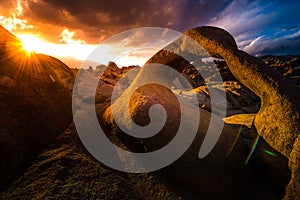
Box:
[145,32,261,117]
[102,26,299,199]
[101,36,285,198]
[0,26,74,190]
[0,123,182,200]
[102,82,271,198]
[184,26,300,199]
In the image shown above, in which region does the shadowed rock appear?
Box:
[102,26,299,199]
[0,123,182,200]
[0,26,74,191]
[102,50,279,197]
[102,73,262,198]
[185,26,300,199]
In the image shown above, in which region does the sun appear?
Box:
[18,34,45,53]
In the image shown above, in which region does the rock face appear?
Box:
[102,82,271,198]
[101,37,284,198]
[101,27,299,198]
[261,55,300,88]
[0,26,74,191]
[184,26,300,199]
[0,113,182,200]
[145,33,261,117]
[101,62,139,85]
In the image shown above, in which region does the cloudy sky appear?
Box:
[0,0,299,67]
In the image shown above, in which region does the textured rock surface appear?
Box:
[101,61,139,85]
[145,32,261,117]
[102,26,299,198]
[261,55,300,86]
[0,112,183,200]
[0,26,74,191]
[102,82,279,198]
[101,51,285,198]
[184,26,300,199]
[1,24,298,199]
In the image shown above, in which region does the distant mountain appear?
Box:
[261,55,300,86]
[0,25,74,191]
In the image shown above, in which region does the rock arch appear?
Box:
[186,26,300,199]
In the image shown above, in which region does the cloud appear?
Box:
[0,0,34,31]
[20,0,181,43]
[243,31,300,56]
[207,0,275,42]
[168,0,233,30]
[12,0,233,43]
[206,0,300,55]
[59,29,85,44]
[1,0,299,57]
[243,36,263,53]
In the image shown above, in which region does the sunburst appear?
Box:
[18,34,45,54]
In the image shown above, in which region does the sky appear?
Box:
[0,0,299,68]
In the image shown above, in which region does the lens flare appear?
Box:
[245,130,262,165]
[264,150,277,157]
[18,34,44,53]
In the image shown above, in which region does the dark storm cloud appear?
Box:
[21,0,232,43]
[172,0,233,30]
[21,0,179,42]
[2,0,299,55]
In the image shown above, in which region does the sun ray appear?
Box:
[18,34,45,55]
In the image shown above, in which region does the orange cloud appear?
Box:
[0,0,34,31]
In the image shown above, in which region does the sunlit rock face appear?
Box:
[261,55,300,86]
[0,26,74,191]
[101,26,299,198]
[102,72,255,198]
[116,87,255,190]
[99,29,287,198]
[184,26,300,200]
[185,26,299,156]
[145,28,261,117]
